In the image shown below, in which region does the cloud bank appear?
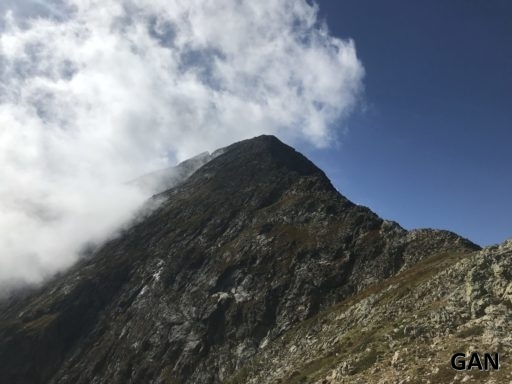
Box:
[0,0,364,288]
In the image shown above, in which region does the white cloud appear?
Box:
[0,0,364,288]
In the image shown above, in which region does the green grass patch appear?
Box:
[23,313,58,332]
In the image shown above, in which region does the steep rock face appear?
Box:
[0,135,479,384]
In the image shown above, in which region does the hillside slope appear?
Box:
[228,241,512,384]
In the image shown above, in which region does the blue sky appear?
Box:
[300,0,512,246]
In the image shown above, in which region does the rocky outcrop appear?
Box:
[0,135,480,384]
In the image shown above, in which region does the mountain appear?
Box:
[1,135,507,384]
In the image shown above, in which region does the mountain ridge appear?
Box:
[0,135,485,384]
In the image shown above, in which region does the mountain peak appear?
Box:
[199,134,327,180]
[158,135,338,213]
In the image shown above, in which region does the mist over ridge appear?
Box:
[0,0,364,288]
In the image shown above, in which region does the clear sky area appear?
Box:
[301,0,512,247]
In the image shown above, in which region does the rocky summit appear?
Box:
[1,135,509,384]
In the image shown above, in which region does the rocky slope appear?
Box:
[0,135,486,384]
[228,240,512,384]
